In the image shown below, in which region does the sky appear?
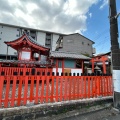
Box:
[0,0,120,54]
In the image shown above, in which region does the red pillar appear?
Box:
[38,54,41,61]
[92,59,94,73]
[56,59,58,75]
[102,57,106,74]
[62,59,64,74]
[82,60,84,73]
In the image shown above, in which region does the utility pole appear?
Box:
[109,0,120,109]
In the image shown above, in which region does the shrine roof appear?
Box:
[50,51,91,60]
[4,33,50,52]
[0,59,53,67]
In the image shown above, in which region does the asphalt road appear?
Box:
[61,108,120,120]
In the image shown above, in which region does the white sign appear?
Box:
[21,51,30,60]
[113,70,120,92]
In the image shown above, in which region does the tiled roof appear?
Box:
[0,60,52,66]
[50,51,91,60]
[26,34,49,49]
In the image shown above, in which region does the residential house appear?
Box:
[56,33,95,57]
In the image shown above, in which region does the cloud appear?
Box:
[0,0,98,34]
[100,0,108,10]
[89,13,92,18]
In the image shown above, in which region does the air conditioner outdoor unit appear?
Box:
[92,48,96,54]
[14,52,17,55]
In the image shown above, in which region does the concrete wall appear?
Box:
[36,31,46,46]
[0,25,19,55]
[59,34,93,57]
[52,34,60,51]
[0,97,113,120]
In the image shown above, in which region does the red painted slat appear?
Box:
[4,76,10,108]
[84,76,86,98]
[46,76,49,103]
[103,76,106,96]
[88,76,90,98]
[0,76,4,107]
[50,75,54,102]
[56,76,59,102]
[60,76,63,102]
[35,76,39,104]
[17,76,23,106]
[64,76,67,101]
[40,76,45,103]
[30,76,34,102]
[77,76,79,99]
[11,76,17,107]
[69,76,72,100]
[24,76,28,105]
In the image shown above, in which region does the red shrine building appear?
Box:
[4,33,50,61]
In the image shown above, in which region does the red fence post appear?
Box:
[11,76,17,107]
[24,76,28,105]
[77,76,79,99]
[50,75,54,102]
[35,76,39,104]
[60,76,63,102]
[97,76,100,97]
[64,76,68,101]
[56,76,59,102]
[4,76,10,108]
[17,76,23,106]
[84,76,87,98]
[88,76,90,98]
[46,75,49,103]
[40,75,45,103]
[69,76,72,100]
[0,76,4,108]
[30,76,34,102]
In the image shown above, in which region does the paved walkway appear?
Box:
[61,108,120,120]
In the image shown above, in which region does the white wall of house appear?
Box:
[52,34,60,51]
[0,25,18,55]
[52,68,82,76]
[58,34,94,57]
[36,31,46,46]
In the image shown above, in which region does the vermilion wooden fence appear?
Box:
[0,67,113,108]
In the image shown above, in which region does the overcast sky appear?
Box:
[0,0,120,53]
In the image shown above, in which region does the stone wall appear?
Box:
[0,96,113,120]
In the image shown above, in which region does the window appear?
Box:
[67,39,73,43]
[58,60,62,68]
[45,39,51,45]
[0,38,1,40]
[76,60,82,68]
[31,36,35,40]
[16,34,19,37]
[82,42,84,45]
[88,43,90,46]
[1,32,2,34]
[30,30,36,40]
[45,33,51,46]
